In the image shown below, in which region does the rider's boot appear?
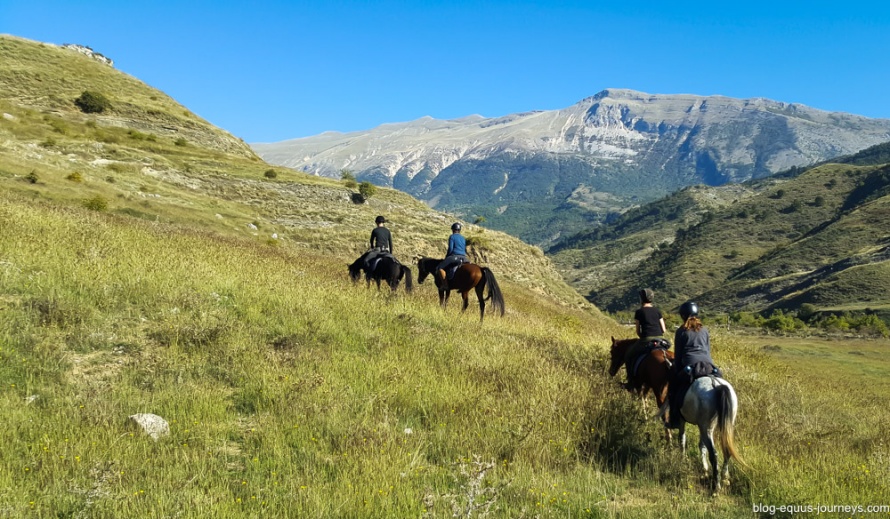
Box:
[438,269,448,289]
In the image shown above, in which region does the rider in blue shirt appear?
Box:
[437,222,468,287]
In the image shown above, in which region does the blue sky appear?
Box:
[3,1,889,143]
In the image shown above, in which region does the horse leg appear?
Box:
[460,291,470,314]
[677,422,686,451]
[720,453,732,489]
[638,384,650,402]
[475,283,486,322]
[700,424,719,491]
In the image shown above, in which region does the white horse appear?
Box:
[661,375,744,492]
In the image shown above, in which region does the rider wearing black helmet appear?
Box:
[436,222,468,288]
[363,215,393,271]
[666,301,720,428]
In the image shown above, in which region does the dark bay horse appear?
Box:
[348,253,413,293]
[608,337,673,424]
[416,257,504,321]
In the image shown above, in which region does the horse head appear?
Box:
[608,336,633,376]
[416,257,437,284]
[347,259,363,283]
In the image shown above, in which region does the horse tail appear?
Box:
[715,384,746,467]
[402,266,413,293]
[481,267,505,316]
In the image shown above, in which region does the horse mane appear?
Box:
[611,336,637,352]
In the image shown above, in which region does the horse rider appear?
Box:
[362,215,393,271]
[623,288,667,390]
[437,222,468,289]
[666,301,721,429]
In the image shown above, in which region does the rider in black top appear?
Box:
[624,288,667,389]
[363,216,393,270]
[370,217,392,252]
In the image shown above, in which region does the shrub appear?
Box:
[174,137,188,147]
[66,172,83,182]
[358,181,377,200]
[25,171,38,184]
[83,195,108,212]
[764,309,804,333]
[74,91,112,114]
[798,303,818,322]
[341,169,357,189]
[264,169,278,179]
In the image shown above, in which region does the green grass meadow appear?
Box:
[1,194,889,518]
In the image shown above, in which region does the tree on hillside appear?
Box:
[341,169,357,189]
[358,181,377,200]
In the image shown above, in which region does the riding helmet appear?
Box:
[451,222,462,232]
[679,301,699,321]
[375,215,386,224]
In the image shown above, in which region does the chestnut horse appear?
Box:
[416,257,504,322]
[608,337,673,422]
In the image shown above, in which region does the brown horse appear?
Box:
[608,336,674,424]
[416,257,505,322]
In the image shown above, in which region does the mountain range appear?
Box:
[549,141,890,316]
[254,89,890,244]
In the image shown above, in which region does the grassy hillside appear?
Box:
[4,194,889,517]
[2,34,889,517]
[551,152,890,315]
[0,35,582,307]
[0,35,255,158]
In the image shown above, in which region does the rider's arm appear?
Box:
[446,235,455,257]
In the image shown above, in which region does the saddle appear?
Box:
[443,257,469,280]
[631,338,671,377]
[682,361,721,382]
[368,253,396,272]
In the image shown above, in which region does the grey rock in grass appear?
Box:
[128,413,170,441]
